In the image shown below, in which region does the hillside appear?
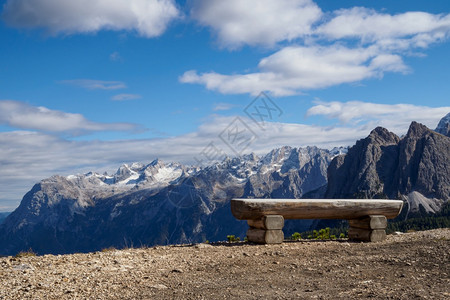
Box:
[1,229,448,299]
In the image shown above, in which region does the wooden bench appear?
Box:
[231,199,404,243]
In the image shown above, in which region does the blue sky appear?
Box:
[0,0,449,211]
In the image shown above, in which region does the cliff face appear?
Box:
[325,126,400,199]
[326,122,450,216]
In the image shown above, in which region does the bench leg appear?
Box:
[246,215,284,244]
[348,215,387,242]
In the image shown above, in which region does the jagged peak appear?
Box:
[405,121,432,139]
[149,158,163,167]
[367,126,399,145]
[370,126,392,137]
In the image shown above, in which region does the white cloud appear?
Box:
[60,79,127,90]
[190,0,322,48]
[307,100,450,133]
[180,45,409,96]
[213,103,236,111]
[2,103,447,210]
[111,94,142,101]
[316,7,450,48]
[0,100,141,134]
[182,3,450,96]
[2,0,180,37]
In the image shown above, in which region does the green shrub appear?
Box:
[316,228,330,240]
[227,235,240,242]
[301,227,347,240]
[291,232,302,241]
[313,230,318,239]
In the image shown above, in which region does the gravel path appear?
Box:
[1,229,449,299]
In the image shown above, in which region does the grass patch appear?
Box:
[101,247,117,252]
[15,249,36,258]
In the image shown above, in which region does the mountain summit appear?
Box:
[326,121,449,216]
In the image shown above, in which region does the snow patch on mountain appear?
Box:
[435,112,450,136]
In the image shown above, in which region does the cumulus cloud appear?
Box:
[190,0,322,48]
[180,45,409,96]
[182,2,450,95]
[111,94,142,101]
[60,79,127,90]
[316,8,450,48]
[307,100,450,133]
[0,100,141,135]
[1,0,180,37]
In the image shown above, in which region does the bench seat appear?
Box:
[231,198,404,243]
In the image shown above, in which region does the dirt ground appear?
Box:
[0,228,449,299]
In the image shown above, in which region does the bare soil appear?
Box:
[1,228,449,299]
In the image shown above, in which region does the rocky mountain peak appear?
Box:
[435,112,450,137]
[326,121,449,216]
[406,121,430,138]
[368,126,400,145]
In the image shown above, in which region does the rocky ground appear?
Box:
[0,228,449,299]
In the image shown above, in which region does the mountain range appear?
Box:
[0,114,448,255]
[0,146,345,255]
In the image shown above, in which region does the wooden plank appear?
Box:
[231,199,403,220]
[247,215,284,230]
[348,228,386,242]
[349,215,387,230]
[246,228,284,244]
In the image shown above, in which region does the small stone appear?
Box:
[195,243,212,249]
[150,284,168,290]
[171,268,183,273]
[13,264,34,271]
